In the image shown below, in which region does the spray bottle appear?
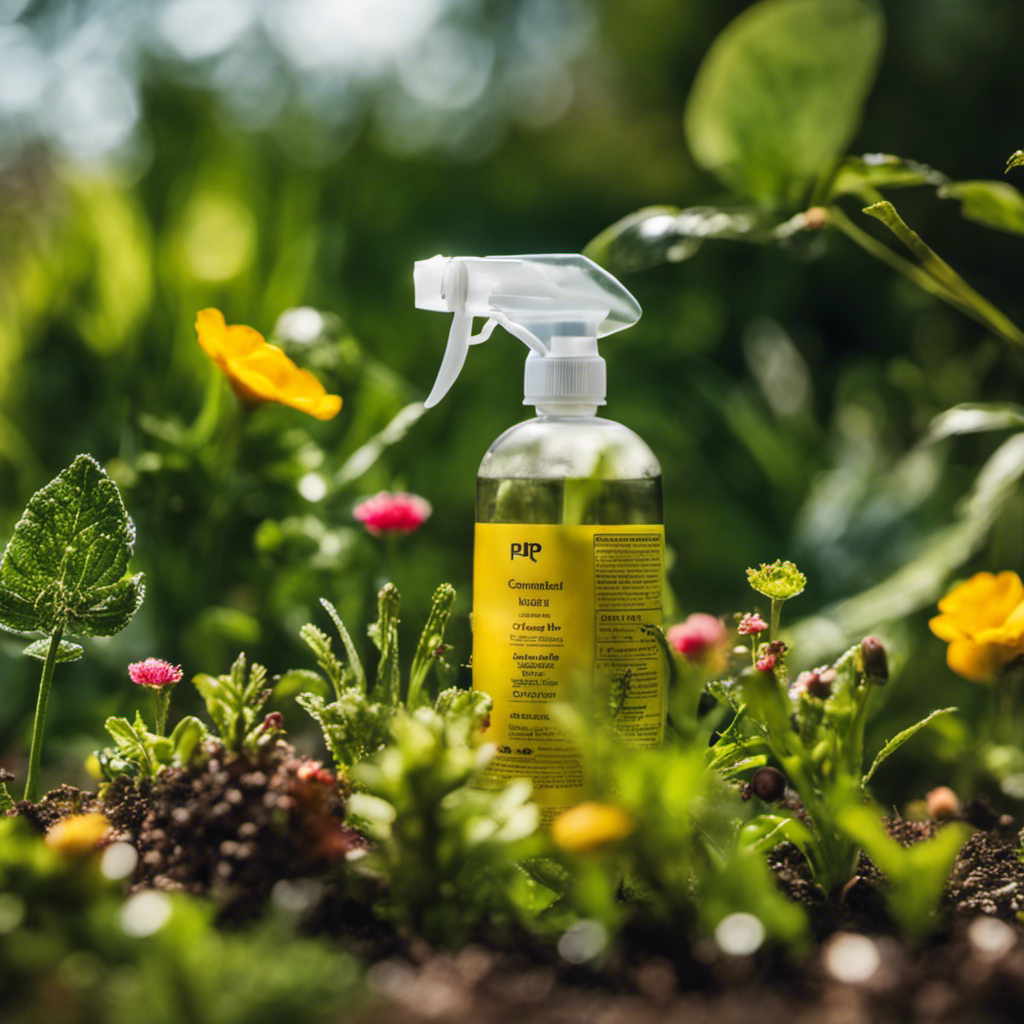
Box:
[415,254,665,820]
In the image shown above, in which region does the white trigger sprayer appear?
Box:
[413,254,642,410]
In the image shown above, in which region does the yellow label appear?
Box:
[472,523,666,817]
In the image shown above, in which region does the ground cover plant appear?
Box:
[5,0,1024,1021]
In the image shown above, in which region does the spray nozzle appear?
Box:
[414,254,641,409]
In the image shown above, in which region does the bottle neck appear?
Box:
[533,403,600,417]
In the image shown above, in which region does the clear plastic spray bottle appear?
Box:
[415,254,665,820]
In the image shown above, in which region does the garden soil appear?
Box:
[13,754,1024,1024]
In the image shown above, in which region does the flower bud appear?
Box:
[926,785,960,821]
[749,767,787,803]
[859,636,889,686]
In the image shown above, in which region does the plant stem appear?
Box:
[153,687,173,737]
[770,599,783,642]
[23,628,63,803]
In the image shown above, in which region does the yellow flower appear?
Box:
[929,571,1024,682]
[195,308,342,421]
[45,813,110,858]
[551,801,635,854]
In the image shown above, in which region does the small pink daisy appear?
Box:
[353,491,432,536]
[128,658,183,688]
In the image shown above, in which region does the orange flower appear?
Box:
[551,801,635,854]
[45,813,110,858]
[195,308,342,420]
[929,571,1024,682]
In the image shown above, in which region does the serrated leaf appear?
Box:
[321,597,367,694]
[300,624,347,695]
[297,690,392,769]
[0,778,13,813]
[921,402,1024,446]
[863,707,957,786]
[940,180,1024,235]
[683,0,884,204]
[105,715,151,768]
[823,153,947,203]
[1008,151,1024,173]
[407,583,456,710]
[0,454,144,637]
[22,638,84,662]
[273,668,329,703]
[368,584,401,706]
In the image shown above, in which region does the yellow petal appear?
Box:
[946,638,998,683]
[928,613,968,642]
[937,571,1024,635]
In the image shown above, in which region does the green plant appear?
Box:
[347,703,542,946]
[0,455,144,800]
[837,805,969,938]
[297,582,472,771]
[708,560,958,897]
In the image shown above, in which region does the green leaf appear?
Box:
[0,772,13,813]
[861,201,1024,347]
[1008,151,1024,173]
[837,804,969,937]
[407,583,456,710]
[168,716,208,767]
[940,180,1024,235]
[739,814,817,861]
[368,584,401,706]
[921,403,1024,446]
[297,691,392,769]
[273,668,329,703]
[821,153,946,203]
[22,639,84,662]
[863,707,957,786]
[683,0,884,204]
[584,205,768,272]
[789,432,1024,664]
[0,454,144,638]
[320,597,367,694]
[299,625,348,696]
[105,715,152,769]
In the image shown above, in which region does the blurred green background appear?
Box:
[2,0,1023,801]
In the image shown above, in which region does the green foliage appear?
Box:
[837,806,970,938]
[0,816,359,1024]
[0,454,144,639]
[348,705,540,945]
[297,584,459,771]
[21,638,84,661]
[1008,150,1024,172]
[0,770,12,813]
[707,572,957,900]
[683,0,884,205]
[193,652,272,753]
[102,711,209,780]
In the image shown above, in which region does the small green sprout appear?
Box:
[0,456,145,801]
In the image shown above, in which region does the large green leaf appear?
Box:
[940,180,1024,235]
[407,583,456,710]
[684,0,884,204]
[0,454,144,638]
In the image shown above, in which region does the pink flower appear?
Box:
[353,491,432,536]
[738,612,768,636]
[667,614,727,661]
[755,640,786,673]
[756,653,777,671]
[128,658,183,688]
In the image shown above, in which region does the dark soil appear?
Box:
[10,764,1024,1023]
